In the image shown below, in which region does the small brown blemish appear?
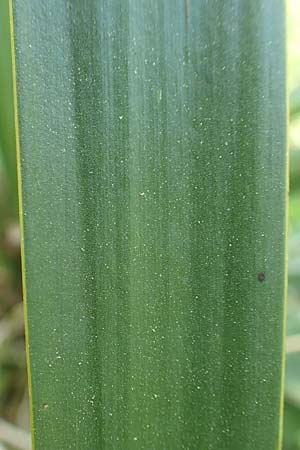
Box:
[43,403,49,410]
[258,272,266,282]
[185,0,190,17]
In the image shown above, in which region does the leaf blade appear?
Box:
[12,1,287,449]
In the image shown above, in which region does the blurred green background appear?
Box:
[0,1,299,449]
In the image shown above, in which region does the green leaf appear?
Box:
[290,88,300,120]
[283,401,300,450]
[11,1,287,449]
[290,147,300,193]
[0,0,18,215]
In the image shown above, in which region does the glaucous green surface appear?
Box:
[12,1,287,449]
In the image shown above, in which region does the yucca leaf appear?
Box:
[11,1,287,449]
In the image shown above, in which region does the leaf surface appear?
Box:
[11,1,287,449]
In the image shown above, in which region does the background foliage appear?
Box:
[0,1,299,449]
[284,1,300,449]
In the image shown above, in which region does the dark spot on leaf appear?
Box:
[258,272,266,282]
